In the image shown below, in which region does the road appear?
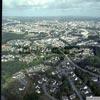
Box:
[58,48,100,78]
[1,96,6,100]
[56,56,94,100]
[58,63,84,100]
[65,55,100,78]
[42,83,57,100]
[66,74,84,100]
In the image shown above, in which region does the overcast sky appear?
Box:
[2,0,100,17]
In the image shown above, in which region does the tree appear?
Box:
[23,92,39,100]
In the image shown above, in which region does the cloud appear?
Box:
[3,0,55,9]
[3,0,100,10]
[3,0,100,17]
[84,0,100,2]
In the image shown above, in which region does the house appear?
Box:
[69,93,76,100]
[62,96,69,100]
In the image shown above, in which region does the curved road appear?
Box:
[65,55,100,78]
[58,48,100,78]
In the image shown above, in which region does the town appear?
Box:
[2,17,100,100]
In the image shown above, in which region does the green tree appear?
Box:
[23,92,39,100]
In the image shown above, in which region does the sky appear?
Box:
[2,0,100,17]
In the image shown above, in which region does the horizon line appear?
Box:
[2,15,100,18]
